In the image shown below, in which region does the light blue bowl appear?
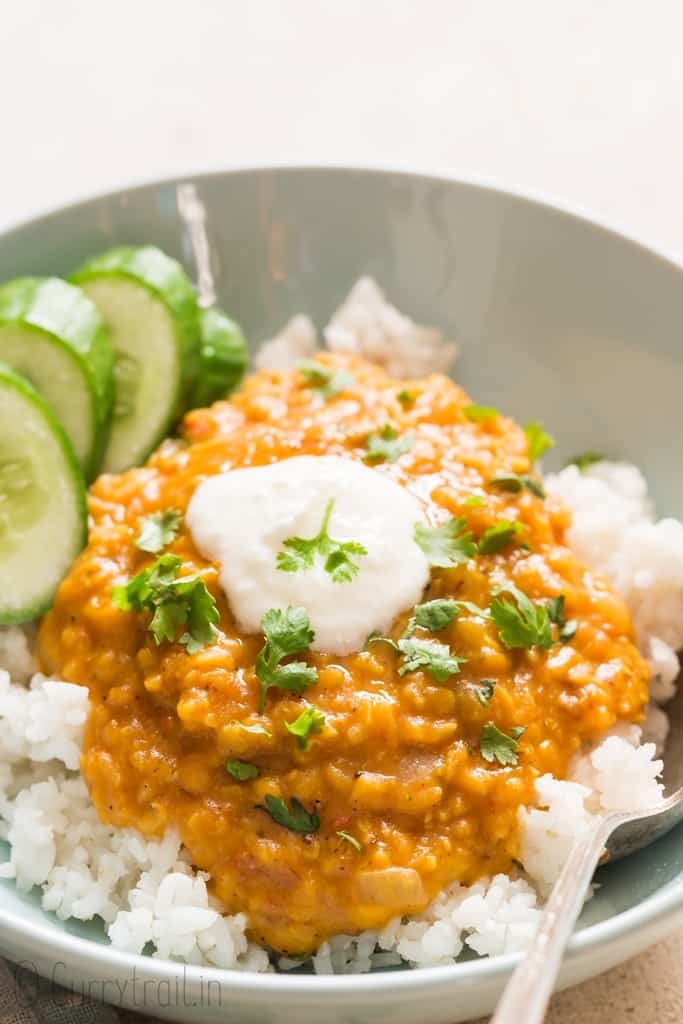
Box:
[1,167,682,1023]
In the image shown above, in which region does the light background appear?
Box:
[2,1,683,1020]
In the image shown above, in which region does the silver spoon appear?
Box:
[492,687,683,1024]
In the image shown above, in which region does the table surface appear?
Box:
[2,1,683,1020]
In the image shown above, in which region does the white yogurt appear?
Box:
[186,455,430,655]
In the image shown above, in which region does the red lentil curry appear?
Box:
[38,354,649,954]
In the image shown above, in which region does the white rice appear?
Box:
[254,277,458,378]
[0,289,676,975]
[254,314,317,371]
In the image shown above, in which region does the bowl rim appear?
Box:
[1,162,682,995]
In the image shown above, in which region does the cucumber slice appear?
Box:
[0,361,87,624]
[0,277,113,480]
[189,306,248,407]
[71,246,200,474]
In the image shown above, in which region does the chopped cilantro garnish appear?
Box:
[408,598,460,633]
[404,598,488,638]
[337,830,364,853]
[277,498,367,583]
[559,620,578,643]
[112,554,219,653]
[364,423,413,464]
[477,520,522,555]
[480,722,524,766]
[464,495,485,507]
[397,636,466,682]
[397,389,417,406]
[475,679,496,706]
[564,451,605,472]
[547,594,578,644]
[135,508,182,554]
[286,706,326,750]
[546,595,565,625]
[368,633,466,680]
[298,360,355,399]
[414,518,477,568]
[258,794,320,833]
[489,473,545,499]
[255,607,318,712]
[490,583,552,650]
[464,404,498,422]
[235,721,273,739]
[227,759,259,781]
[524,421,555,462]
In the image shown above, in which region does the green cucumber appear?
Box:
[0,277,113,480]
[0,361,87,624]
[190,306,248,407]
[71,246,200,474]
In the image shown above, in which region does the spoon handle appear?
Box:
[491,814,615,1024]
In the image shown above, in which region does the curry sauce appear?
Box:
[38,354,650,953]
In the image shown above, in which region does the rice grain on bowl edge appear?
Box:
[0,280,677,975]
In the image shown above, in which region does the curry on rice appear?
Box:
[38,354,649,954]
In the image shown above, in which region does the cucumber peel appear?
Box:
[71,246,200,474]
[0,361,87,624]
[0,277,113,480]
[190,306,248,407]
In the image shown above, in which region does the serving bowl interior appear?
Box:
[1,166,682,1024]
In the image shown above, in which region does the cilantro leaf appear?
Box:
[547,594,578,644]
[409,598,460,633]
[286,706,326,750]
[112,553,182,611]
[366,634,399,653]
[337,830,364,853]
[258,794,320,833]
[397,636,466,682]
[149,597,188,645]
[480,722,523,766]
[475,679,496,706]
[489,473,545,499]
[400,598,488,640]
[490,583,552,650]
[364,423,413,464]
[298,360,355,399]
[257,660,317,709]
[414,518,476,568]
[397,389,417,406]
[546,595,566,625]
[276,537,316,574]
[227,759,259,781]
[256,607,318,711]
[560,620,578,643]
[564,451,605,472]
[477,520,522,555]
[235,721,272,739]
[178,578,222,653]
[277,499,367,584]
[524,421,555,462]
[464,404,498,422]
[324,542,368,584]
[112,554,219,652]
[134,509,182,554]
[260,606,315,661]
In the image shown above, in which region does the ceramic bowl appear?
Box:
[1,166,682,1024]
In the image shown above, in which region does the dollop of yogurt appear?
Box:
[186,455,430,655]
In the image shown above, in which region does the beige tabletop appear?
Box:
[2,1,683,1020]
[475,931,683,1023]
